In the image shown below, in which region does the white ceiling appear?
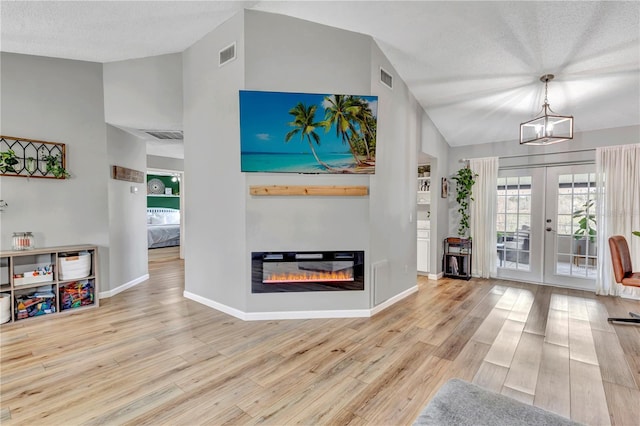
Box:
[2,1,639,148]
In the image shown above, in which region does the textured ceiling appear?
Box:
[2,1,639,147]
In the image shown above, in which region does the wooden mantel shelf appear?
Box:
[249,185,368,197]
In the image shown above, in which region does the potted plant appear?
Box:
[572,200,596,242]
[26,156,37,173]
[0,150,19,173]
[572,199,597,257]
[43,154,70,178]
[451,167,477,238]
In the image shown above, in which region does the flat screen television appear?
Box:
[239,90,378,174]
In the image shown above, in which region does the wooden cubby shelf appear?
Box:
[0,244,99,325]
[249,185,368,197]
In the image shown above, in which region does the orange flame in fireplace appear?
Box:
[264,270,354,283]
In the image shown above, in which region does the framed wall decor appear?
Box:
[0,135,69,179]
[239,90,378,174]
[441,177,449,198]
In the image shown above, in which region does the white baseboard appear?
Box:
[428,272,443,280]
[183,291,247,320]
[99,274,149,298]
[371,285,418,316]
[244,309,371,321]
[184,286,418,321]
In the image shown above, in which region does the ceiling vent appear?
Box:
[380,67,393,89]
[144,130,183,140]
[219,42,236,67]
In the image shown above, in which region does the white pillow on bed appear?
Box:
[149,214,164,225]
[164,212,180,224]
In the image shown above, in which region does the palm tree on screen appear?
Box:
[351,97,376,161]
[322,95,364,165]
[285,102,336,171]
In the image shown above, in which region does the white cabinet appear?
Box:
[417,229,430,273]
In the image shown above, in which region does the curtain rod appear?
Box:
[460,148,595,162]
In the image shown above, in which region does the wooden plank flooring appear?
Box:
[1,257,639,425]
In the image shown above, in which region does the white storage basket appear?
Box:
[0,293,10,324]
[58,252,91,280]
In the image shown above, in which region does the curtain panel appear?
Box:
[595,144,640,299]
[470,157,499,278]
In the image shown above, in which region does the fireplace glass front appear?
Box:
[251,251,364,293]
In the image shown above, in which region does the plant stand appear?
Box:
[443,237,472,280]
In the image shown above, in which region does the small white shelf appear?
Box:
[147,194,179,197]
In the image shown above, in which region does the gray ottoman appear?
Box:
[414,379,582,426]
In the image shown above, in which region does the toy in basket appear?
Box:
[15,291,56,319]
[60,280,94,310]
[58,252,91,280]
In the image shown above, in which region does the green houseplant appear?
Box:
[572,200,596,243]
[451,167,477,238]
[0,150,19,173]
[43,154,70,178]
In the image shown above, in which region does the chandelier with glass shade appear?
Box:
[520,74,573,145]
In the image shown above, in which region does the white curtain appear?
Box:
[595,144,640,299]
[470,157,499,278]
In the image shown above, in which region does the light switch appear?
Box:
[130,186,138,194]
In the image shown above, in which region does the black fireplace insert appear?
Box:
[251,251,365,293]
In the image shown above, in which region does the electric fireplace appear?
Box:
[251,251,364,293]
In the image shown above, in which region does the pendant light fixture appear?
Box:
[520,74,573,145]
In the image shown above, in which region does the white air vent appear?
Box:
[144,130,183,140]
[219,42,236,67]
[380,67,393,89]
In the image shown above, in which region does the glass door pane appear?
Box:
[544,165,597,290]
[496,168,543,282]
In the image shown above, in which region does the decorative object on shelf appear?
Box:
[452,167,477,237]
[43,154,70,178]
[147,178,165,194]
[12,232,35,251]
[440,177,448,198]
[111,165,144,183]
[0,149,19,173]
[0,136,69,179]
[25,157,37,173]
[520,74,573,145]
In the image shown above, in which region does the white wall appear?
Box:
[368,42,420,304]
[106,125,148,292]
[147,155,184,172]
[183,11,247,311]
[183,10,424,315]
[103,53,183,131]
[244,10,373,312]
[0,52,110,287]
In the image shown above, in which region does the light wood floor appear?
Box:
[1,258,639,425]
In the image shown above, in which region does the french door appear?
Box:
[496,164,596,290]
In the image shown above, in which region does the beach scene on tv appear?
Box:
[240,90,378,174]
